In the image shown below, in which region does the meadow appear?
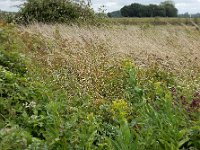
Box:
[0,19,200,149]
[105,17,200,26]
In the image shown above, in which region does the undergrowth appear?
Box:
[0,24,199,150]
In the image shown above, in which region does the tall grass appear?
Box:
[106,17,200,26]
[0,23,200,149]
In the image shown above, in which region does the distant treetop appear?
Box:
[108,0,178,18]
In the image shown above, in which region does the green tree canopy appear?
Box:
[160,0,178,17]
[15,0,95,24]
[120,1,178,18]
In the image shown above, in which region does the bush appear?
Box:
[15,0,95,24]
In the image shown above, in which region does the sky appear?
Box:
[0,0,200,14]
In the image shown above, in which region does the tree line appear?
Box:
[108,1,178,18]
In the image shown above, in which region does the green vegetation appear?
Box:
[0,23,200,149]
[107,11,122,18]
[0,11,15,23]
[105,17,200,26]
[114,0,178,18]
[0,0,200,149]
[15,0,95,24]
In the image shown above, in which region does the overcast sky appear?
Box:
[0,0,200,14]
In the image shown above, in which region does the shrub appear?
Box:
[15,0,95,24]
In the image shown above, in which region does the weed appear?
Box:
[0,23,200,150]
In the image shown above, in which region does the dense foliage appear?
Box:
[0,24,200,149]
[120,1,178,18]
[15,0,95,24]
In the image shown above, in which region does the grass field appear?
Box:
[21,23,200,75]
[0,20,200,149]
[106,17,200,26]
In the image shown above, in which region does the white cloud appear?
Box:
[0,0,23,12]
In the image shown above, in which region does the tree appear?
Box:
[121,3,147,17]
[120,6,131,17]
[153,5,166,17]
[160,0,178,17]
[15,0,95,24]
[119,1,178,18]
